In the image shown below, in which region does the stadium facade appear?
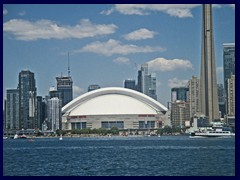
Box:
[62,87,168,130]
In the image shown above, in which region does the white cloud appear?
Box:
[3,18,117,41]
[168,78,188,88]
[113,57,130,65]
[147,57,193,72]
[101,4,200,18]
[78,39,165,56]
[73,85,85,98]
[19,11,26,16]
[3,8,8,15]
[123,28,157,40]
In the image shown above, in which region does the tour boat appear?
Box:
[190,128,235,138]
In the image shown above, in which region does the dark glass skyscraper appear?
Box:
[88,84,101,92]
[223,43,235,106]
[217,84,225,118]
[171,87,189,102]
[223,43,235,88]
[18,70,37,129]
[124,80,136,91]
[6,89,19,129]
[137,70,143,93]
[56,76,73,106]
[36,96,44,129]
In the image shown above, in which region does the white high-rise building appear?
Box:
[137,63,157,100]
[47,97,62,132]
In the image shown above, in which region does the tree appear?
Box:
[109,127,119,135]
[156,128,163,135]
[163,126,172,134]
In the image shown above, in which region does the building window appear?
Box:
[139,121,155,129]
[71,122,86,130]
[101,121,124,129]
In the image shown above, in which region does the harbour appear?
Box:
[3,136,235,176]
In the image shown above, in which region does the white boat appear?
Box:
[3,137,8,139]
[14,134,18,139]
[190,128,235,138]
[59,134,63,140]
[14,134,27,139]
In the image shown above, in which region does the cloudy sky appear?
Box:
[3,4,235,107]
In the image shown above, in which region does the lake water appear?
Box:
[3,136,235,176]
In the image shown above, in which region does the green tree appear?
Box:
[156,128,163,135]
[109,127,119,135]
[163,126,172,134]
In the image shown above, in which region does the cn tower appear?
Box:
[200,4,219,122]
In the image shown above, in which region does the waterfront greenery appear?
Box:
[56,127,119,136]
[54,126,187,136]
[156,126,186,135]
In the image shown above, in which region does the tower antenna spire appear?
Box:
[68,52,70,77]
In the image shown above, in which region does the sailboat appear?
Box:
[59,134,63,140]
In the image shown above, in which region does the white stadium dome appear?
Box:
[62,87,168,130]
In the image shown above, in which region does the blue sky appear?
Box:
[3,4,235,107]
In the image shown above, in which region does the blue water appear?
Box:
[3,136,235,176]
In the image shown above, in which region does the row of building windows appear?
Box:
[71,122,87,130]
[70,121,156,130]
[101,121,124,129]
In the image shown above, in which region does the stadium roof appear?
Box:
[62,87,168,116]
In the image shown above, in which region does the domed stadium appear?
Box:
[62,87,168,130]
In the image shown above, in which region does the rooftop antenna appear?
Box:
[68,52,71,77]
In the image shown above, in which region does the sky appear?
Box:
[3,4,235,107]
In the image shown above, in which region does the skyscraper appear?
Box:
[137,70,143,93]
[171,87,189,102]
[6,89,19,129]
[124,79,136,91]
[223,43,235,117]
[36,96,44,129]
[217,84,225,118]
[141,63,149,95]
[227,75,235,116]
[136,63,157,100]
[49,86,61,99]
[88,84,101,92]
[18,70,37,129]
[171,101,190,128]
[200,4,219,122]
[56,76,73,106]
[223,43,235,92]
[148,73,157,100]
[47,97,62,131]
[188,76,200,118]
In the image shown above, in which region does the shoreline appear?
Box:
[12,133,188,139]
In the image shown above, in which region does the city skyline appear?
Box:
[3,4,235,107]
